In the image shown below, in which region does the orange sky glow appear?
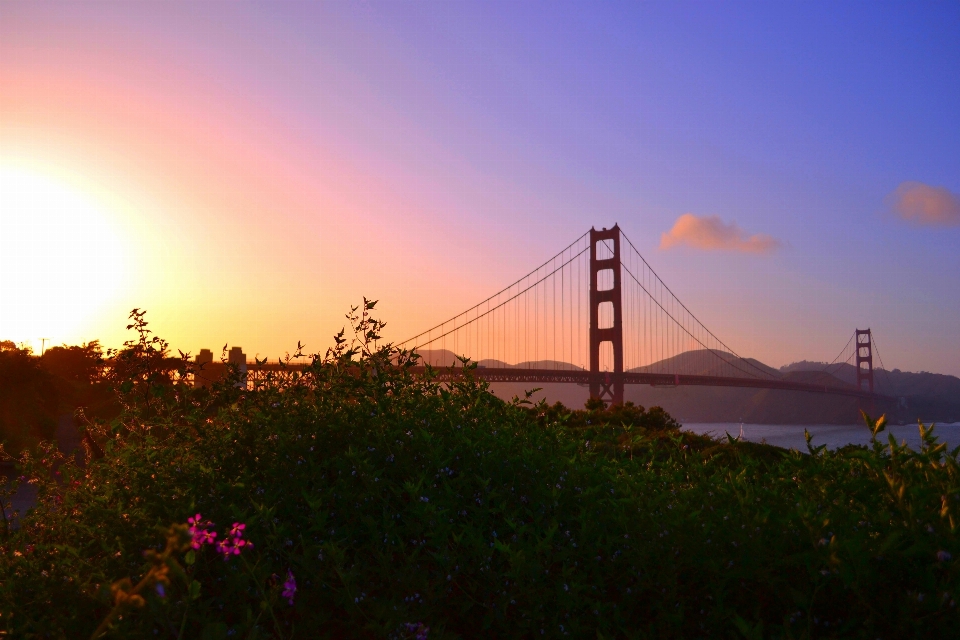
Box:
[2,3,958,376]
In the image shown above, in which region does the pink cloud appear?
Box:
[659,213,783,254]
[886,181,960,226]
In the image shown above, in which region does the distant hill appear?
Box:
[481,381,863,425]
[781,361,960,423]
[781,361,960,396]
[627,349,781,379]
[408,348,959,425]
[414,349,584,371]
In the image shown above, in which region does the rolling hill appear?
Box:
[406,349,959,424]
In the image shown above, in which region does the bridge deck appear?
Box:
[224,363,886,401]
[406,367,891,401]
[190,362,889,401]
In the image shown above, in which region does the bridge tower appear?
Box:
[855,329,874,394]
[589,225,624,405]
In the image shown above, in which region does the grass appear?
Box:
[1,304,958,638]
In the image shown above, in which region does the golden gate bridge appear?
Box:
[198,225,892,409]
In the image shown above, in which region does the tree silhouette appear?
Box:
[40,341,117,424]
[0,346,59,453]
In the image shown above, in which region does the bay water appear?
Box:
[683,422,960,451]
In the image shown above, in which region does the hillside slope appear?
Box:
[782,361,960,423]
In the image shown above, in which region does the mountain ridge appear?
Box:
[410,348,959,424]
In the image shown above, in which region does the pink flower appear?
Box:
[282,570,297,605]
[187,514,217,549]
[193,529,217,548]
[215,522,253,559]
[216,538,235,557]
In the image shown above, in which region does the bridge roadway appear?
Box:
[216,361,891,402]
[405,367,892,401]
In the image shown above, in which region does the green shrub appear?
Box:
[1,303,958,638]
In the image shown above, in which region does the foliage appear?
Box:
[39,341,116,420]
[0,340,115,455]
[1,304,958,638]
[0,346,59,453]
[40,342,104,388]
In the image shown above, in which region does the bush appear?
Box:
[0,345,59,453]
[1,304,958,638]
[39,341,117,424]
[0,340,115,456]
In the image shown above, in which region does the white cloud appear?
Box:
[659,213,782,254]
[886,181,960,226]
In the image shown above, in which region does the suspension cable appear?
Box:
[398,231,590,348]
[805,332,856,385]
[871,333,891,396]
[403,245,590,351]
[619,261,775,380]
[619,231,779,380]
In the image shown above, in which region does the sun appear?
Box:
[0,166,128,349]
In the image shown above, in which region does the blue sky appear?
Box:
[2,1,958,374]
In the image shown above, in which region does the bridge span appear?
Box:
[189,359,891,404]
[195,225,893,410]
[408,367,891,401]
[395,224,890,407]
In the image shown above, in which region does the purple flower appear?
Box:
[937,550,952,562]
[155,583,166,598]
[403,622,429,640]
[228,522,246,537]
[282,570,297,605]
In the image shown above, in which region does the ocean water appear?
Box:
[683,422,960,452]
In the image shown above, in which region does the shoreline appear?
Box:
[683,421,960,451]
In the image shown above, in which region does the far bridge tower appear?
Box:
[856,329,874,394]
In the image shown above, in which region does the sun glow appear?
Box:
[0,166,128,349]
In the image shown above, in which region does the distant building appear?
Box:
[194,346,247,388]
[228,346,248,388]
[194,349,214,388]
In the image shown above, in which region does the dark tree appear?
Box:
[40,341,118,424]
[0,347,59,453]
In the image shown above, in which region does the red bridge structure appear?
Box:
[394,224,892,407]
[197,225,893,409]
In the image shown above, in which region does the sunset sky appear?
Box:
[2,2,958,376]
